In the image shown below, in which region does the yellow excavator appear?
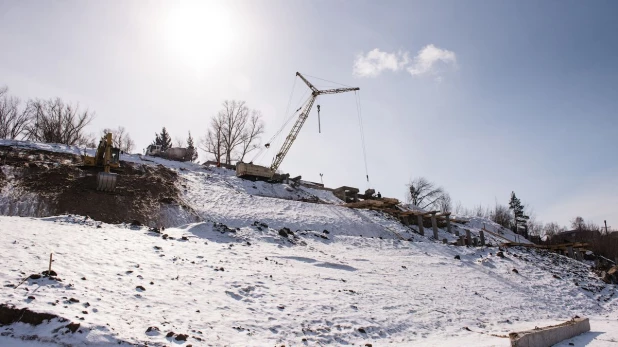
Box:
[82,133,120,192]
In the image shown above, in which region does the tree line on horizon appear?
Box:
[406,176,617,259]
[1,85,265,164]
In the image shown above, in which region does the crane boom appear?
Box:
[269,72,359,172]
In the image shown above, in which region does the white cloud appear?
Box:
[407,44,457,77]
[353,44,457,79]
[353,49,409,77]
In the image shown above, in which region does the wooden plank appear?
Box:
[434,212,452,217]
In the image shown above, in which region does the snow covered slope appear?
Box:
[1,216,617,346]
[0,140,617,346]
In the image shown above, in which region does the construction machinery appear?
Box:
[145,145,195,162]
[82,133,120,192]
[236,72,359,181]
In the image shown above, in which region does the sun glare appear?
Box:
[164,2,234,71]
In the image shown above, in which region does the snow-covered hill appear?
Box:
[0,140,617,346]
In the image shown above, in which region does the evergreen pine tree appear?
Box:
[159,127,172,151]
[509,191,529,236]
[151,133,162,147]
[186,131,198,162]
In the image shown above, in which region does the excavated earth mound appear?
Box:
[0,146,197,226]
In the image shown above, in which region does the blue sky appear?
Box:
[1,0,616,229]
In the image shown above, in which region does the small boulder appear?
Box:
[454,255,461,260]
[145,326,160,335]
[66,322,80,333]
[166,331,175,338]
[512,268,519,274]
[42,270,57,277]
[175,333,188,341]
[358,328,367,334]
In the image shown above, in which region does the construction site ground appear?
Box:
[0,143,194,227]
[0,139,616,346]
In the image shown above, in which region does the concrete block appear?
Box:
[575,250,582,261]
[455,227,460,237]
[446,215,452,234]
[459,235,466,246]
[416,215,424,236]
[466,230,472,246]
[442,238,447,244]
[567,246,574,258]
[479,230,485,246]
[510,318,590,347]
[472,237,478,247]
[431,215,438,240]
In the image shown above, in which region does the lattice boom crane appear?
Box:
[235,72,359,182]
[270,72,359,172]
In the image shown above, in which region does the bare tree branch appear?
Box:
[199,114,226,164]
[0,86,32,139]
[25,98,94,145]
[202,100,264,165]
[406,177,445,210]
[101,126,135,153]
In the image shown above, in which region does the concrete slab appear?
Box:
[509,318,590,347]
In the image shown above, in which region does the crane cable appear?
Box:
[250,76,298,163]
[251,77,308,163]
[355,90,370,185]
[252,93,312,164]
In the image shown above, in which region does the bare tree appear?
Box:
[25,98,94,145]
[101,126,134,153]
[543,222,561,239]
[237,110,265,162]
[454,201,464,215]
[489,203,512,228]
[585,221,601,233]
[216,100,265,164]
[174,136,185,148]
[437,192,452,213]
[406,177,445,209]
[199,114,226,164]
[0,86,32,139]
[526,213,544,237]
[570,216,585,231]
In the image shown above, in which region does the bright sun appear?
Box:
[164,2,234,71]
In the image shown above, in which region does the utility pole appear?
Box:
[605,220,608,235]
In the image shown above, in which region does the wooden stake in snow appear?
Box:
[49,253,53,274]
